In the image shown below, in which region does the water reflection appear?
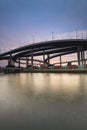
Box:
[18,73,87,98]
[0,73,87,102]
[0,73,87,129]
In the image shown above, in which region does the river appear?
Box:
[0,73,87,130]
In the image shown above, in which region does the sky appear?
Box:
[0,0,87,66]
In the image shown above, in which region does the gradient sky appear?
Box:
[0,0,87,51]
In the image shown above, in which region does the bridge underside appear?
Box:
[0,39,87,68]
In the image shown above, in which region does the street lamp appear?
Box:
[19,40,21,47]
[33,35,34,43]
[52,32,54,40]
[75,29,78,39]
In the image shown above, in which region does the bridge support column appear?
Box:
[26,57,29,67]
[80,45,86,66]
[60,56,62,66]
[83,51,86,65]
[81,46,84,65]
[8,54,15,67]
[8,60,15,66]
[31,49,33,69]
[18,58,20,68]
[47,54,50,65]
[43,50,45,66]
[8,59,11,66]
[11,57,15,66]
[77,44,81,66]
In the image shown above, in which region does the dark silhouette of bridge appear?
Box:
[0,39,87,68]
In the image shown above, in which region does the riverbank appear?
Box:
[1,68,87,74]
[22,69,87,74]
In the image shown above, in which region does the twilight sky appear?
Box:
[0,0,87,52]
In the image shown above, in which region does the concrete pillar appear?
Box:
[8,54,13,66]
[43,50,45,66]
[81,46,84,65]
[47,54,50,65]
[77,44,80,66]
[60,55,62,66]
[8,59,11,66]
[12,61,15,66]
[26,57,29,67]
[83,51,86,65]
[80,46,86,66]
[18,58,20,68]
[31,49,33,69]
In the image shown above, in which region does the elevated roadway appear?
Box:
[0,39,87,67]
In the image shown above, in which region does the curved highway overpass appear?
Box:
[0,39,87,67]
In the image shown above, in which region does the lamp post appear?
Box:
[33,35,34,43]
[75,29,78,39]
[52,32,54,40]
[81,32,83,39]
[19,40,21,47]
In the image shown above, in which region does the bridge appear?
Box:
[0,39,87,69]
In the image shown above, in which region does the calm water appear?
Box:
[0,73,87,130]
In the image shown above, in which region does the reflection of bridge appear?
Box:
[0,39,87,67]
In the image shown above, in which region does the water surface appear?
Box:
[0,73,87,130]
